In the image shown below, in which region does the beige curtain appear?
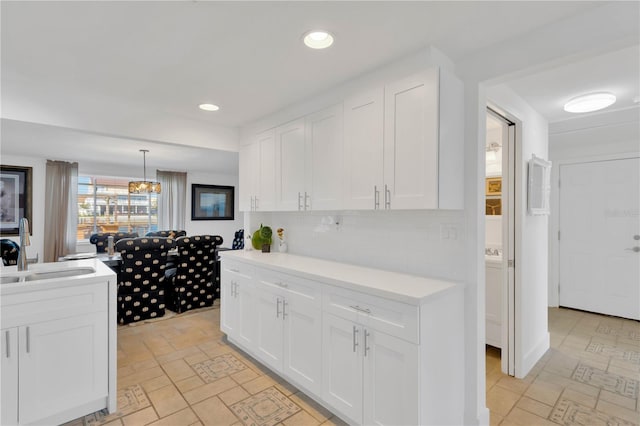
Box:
[157,170,187,231]
[44,160,78,262]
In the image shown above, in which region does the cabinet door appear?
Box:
[343,88,384,210]
[220,273,238,336]
[257,129,276,211]
[19,313,108,425]
[485,264,502,348]
[275,119,306,211]
[1,328,18,426]
[239,143,259,212]
[283,292,322,395]
[363,330,419,426]
[384,68,439,209]
[305,105,344,211]
[322,314,363,424]
[236,279,257,350]
[254,287,284,371]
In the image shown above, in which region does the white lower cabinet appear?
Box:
[220,254,464,425]
[1,328,19,425]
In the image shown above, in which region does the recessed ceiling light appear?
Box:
[303,30,334,49]
[563,93,616,113]
[199,103,220,111]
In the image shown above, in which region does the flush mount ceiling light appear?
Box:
[199,103,220,111]
[303,30,334,49]
[129,149,161,194]
[563,92,616,113]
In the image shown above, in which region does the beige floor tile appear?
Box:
[515,396,553,418]
[183,376,237,405]
[596,399,640,423]
[288,392,334,423]
[486,385,521,416]
[599,389,637,411]
[489,411,503,426]
[140,375,173,394]
[147,407,199,426]
[495,375,530,395]
[320,417,349,426]
[175,375,206,394]
[282,410,321,426]
[156,346,204,364]
[503,407,556,426]
[230,367,260,384]
[218,386,251,406]
[523,379,563,406]
[242,375,278,395]
[560,387,598,408]
[103,420,123,426]
[119,366,166,389]
[147,384,189,418]
[122,406,159,426]
[161,358,196,382]
[184,352,209,365]
[192,396,239,426]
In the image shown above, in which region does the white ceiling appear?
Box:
[1,1,638,169]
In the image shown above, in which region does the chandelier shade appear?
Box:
[129,149,161,194]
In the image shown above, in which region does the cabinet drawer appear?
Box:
[1,282,108,328]
[323,285,419,344]
[255,268,322,308]
[222,259,253,280]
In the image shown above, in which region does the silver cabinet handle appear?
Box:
[374,186,380,209]
[276,298,282,318]
[304,192,310,210]
[282,300,288,319]
[625,247,640,252]
[229,268,240,273]
[254,196,259,210]
[352,325,359,353]
[384,184,391,209]
[5,330,9,358]
[349,305,372,314]
[250,196,255,211]
[364,330,371,357]
[298,192,303,211]
[26,327,30,354]
[274,281,289,288]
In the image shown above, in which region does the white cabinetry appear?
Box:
[343,88,384,210]
[239,129,276,212]
[343,67,463,210]
[220,260,256,349]
[275,119,306,211]
[220,252,465,425]
[486,260,502,348]
[1,276,113,426]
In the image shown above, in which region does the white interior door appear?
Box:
[559,157,640,320]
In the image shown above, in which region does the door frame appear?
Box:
[486,105,519,376]
[549,151,640,308]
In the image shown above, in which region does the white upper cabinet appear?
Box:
[384,69,439,210]
[305,104,344,211]
[343,88,385,210]
[275,119,306,211]
[240,129,276,212]
[344,67,463,211]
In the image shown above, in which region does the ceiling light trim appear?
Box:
[199,103,220,111]
[303,30,334,49]
[563,92,616,113]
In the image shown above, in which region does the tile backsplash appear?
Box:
[246,209,466,281]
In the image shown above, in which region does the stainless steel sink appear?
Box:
[24,267,96,282]
[0,275,21,284]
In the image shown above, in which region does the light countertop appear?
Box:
[221,250,461,305]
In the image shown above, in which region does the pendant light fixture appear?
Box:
[128,149,161,194]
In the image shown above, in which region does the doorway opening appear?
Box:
[485,107,516,376]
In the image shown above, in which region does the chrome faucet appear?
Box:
[17,218,30,271]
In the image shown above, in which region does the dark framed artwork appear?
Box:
[191,184,234,220]
[0,165,32,235]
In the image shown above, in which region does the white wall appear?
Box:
[1,154,46,261]
[548,107,640,306]
[487,84,550,378]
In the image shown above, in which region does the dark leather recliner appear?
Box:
[0,239,19,266]
[145,230,187,238]
[166,235,223,314]
[115,237,175,325]
[90,232,139,253]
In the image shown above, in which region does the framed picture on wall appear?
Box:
[0,165,32,235]
[191,184,235,220]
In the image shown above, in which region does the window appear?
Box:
[77,176,158,240]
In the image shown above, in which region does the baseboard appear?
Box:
[466,406,490,426]
[516,332,550,379]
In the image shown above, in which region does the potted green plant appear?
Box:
[251,224,273,253]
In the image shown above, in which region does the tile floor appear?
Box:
[487,307,640,426]
[64,305,639,426]
[63,302,346,426]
